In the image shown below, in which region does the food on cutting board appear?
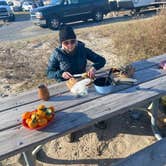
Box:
[66,78,77,90]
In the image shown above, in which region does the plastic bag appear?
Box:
[70,78,91,97]
[71,84,88,97]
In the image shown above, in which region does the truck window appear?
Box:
[64,0,68,5]
[50,0,63,5]
[68,0,79,4]
[79,0,93,3]
[0,1,8,5]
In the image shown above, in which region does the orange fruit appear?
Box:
[31,112,39,120]
[22,112,31,120]
[37,109,46,118]
[25,118,31,125]
[48,106,55,112]
[28,119,38,129]
[38,118,48,127]
[46,114,53,121]
[37,104,45,110]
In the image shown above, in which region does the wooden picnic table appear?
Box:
[0,53,166,166]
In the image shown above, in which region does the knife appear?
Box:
[73,74,83,78]
[73,73,88,78]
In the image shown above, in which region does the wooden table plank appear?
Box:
[0,66,166,131]
[0,69,107,110]
[0,70,106,112]
[132,53,166,70]
[0,75,166,160]
[0,82,68,111]
[0,54,165,112]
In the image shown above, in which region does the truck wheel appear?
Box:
[48,17,60,30]
[130,9,140,16]
[93,11,103,22]
[8,14,15,22]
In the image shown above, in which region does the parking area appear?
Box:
[0,10,157,41]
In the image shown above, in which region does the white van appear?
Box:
[118,0,156,8]
[109,0,158,9]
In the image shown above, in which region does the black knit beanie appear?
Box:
[59,25,76,43]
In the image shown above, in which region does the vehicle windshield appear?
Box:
[0,1,8,5]
[49,0,62,5]
[22,1,33,5]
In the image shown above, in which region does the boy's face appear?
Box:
[62,39,76,53]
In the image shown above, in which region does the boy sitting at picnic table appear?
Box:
[47,25,107,142]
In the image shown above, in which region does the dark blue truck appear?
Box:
[30,0,165,30]
[30,0,110,30]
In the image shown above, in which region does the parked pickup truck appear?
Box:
[30,0,110,30]
[31,0,165,30]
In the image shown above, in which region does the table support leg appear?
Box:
[22,145,43,166]
[147,99,162,140]
[22,149,36,166]
[32,145,43,155]
[132,99,162,140]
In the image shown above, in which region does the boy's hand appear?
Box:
[87,67,96,79]
[62,72,73,79]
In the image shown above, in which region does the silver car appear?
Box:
[0,0,15,21]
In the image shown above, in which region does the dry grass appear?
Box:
[0,35,58,91]
[110,10,166,64]
[0,11,165,93]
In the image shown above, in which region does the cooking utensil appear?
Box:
[106,68,117,86]
[73,72,89,78]
[73,74,83,78]
[105,69,111,85]
[94,77,114,94]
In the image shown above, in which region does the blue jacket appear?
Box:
[46,41,106,82]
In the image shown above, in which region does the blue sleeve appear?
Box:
[46,51,65,82]
[86,48,106,70]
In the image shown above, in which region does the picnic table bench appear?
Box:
[0,53,166,166]
[115,137,166,166]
